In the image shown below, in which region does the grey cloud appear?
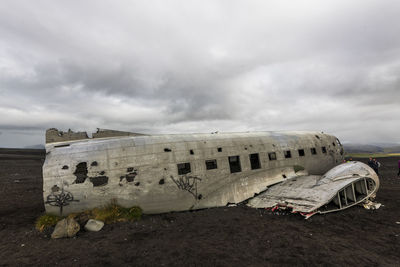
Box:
[0,0,399,147]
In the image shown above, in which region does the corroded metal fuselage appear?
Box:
[43,130,347,215]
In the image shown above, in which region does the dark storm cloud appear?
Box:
[0,0,399,147]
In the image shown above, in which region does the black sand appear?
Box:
[0,149,399,266]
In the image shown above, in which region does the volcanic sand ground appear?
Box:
[0,149,399,266]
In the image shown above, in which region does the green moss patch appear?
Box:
[293,165,305,173]
[66,201,142,225]
[37,201,142,232]
[35,214,63,232]
[88,203,142,224]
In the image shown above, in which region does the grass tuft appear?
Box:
[293,165,305,172]
[35,214,63,232]
[66,200,143,225]
[90,201,142,224]
[37,200,142,232]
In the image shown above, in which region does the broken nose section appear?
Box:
[247,162,380,219]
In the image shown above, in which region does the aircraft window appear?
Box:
[268,152,277,161]
[205,159,218,170]
[228,156,241,173]
[332,142,336,147]
[322,147,327,153]
[249,153,261,170]
[177,163,191,175]
[284,150,291,159]
[164,148,172,152]
[190,149,194,155]
[315,135,320,139]
[298,149,305,156]
[311,148,317,155]
[218,147,222,152]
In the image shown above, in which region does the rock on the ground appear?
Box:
[84,219,104,232]
[75,213,90,227]
[51,218,80,239]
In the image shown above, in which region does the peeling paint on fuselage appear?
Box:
[43,131,345,215]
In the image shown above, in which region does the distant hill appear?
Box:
[343,143,400,153]
[343,144,384,153]
[384,146,400,153]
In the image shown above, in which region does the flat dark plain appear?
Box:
[0,149,399,266]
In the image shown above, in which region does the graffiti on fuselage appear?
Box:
[45,185,79,215]
[170,175,202,200]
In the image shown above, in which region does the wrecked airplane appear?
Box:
[43,128,379,218]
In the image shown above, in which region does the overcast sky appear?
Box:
[1,0,399,147]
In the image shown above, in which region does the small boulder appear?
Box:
[75,213,90,227]
[51,218,80,239]
[84,219,104,232]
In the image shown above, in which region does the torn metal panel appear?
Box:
[247,162,379,218]
[46,128,147,144]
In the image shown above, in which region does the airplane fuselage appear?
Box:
[43,131,345,215]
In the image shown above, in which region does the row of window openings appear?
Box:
[177,154,258,175]
[268,146,326,161]
[177,147,327,175]
[168,146,327,157]
[165,147,223,153]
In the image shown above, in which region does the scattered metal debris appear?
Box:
[362,200,382,210]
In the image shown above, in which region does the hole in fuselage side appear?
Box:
[74,162,88,184]
[339,190,347,206]
[345,185,356,204]
[366,179,376,192]
[354,179,368,201]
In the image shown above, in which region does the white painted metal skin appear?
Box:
[43,130,376,217]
